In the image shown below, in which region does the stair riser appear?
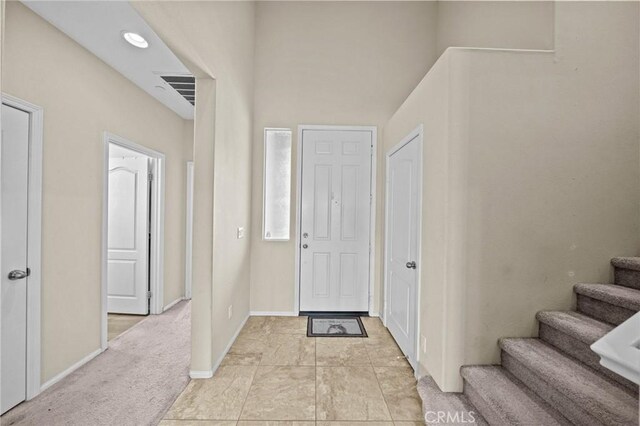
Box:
[462,381,503,426]
[418,377,489,426]
[614,268,640,290]
[501,352,605,426]
[539,324,638,394]
[576,295,635,325]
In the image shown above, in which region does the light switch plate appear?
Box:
[237,227,245,239]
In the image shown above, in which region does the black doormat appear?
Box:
[307,316,367,337]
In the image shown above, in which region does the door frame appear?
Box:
[294,124,377,315]
[1,93,44,399]
[184,161,194,299]
[383,124,423,373]
[101,132,165,350]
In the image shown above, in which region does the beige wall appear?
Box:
[3,2,192,382]
[250,1,439,314]
[190,78,216,373]
[383,1,639,391]
[436,1,555,54]
[133,1,256,371]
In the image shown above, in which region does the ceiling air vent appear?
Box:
[161,75,195,106]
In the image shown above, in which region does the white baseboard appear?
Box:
[40,348,103,393]
[188,314,249,380]
[249,311,297,316]
[163,297,186,312]
[189,369,213,379]
[369,311,380,317]
[209,313,250,374]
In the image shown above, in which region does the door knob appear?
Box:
[405,261,416,269]
[8,269,30,280]
[302,244,309,249]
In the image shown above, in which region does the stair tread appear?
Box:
[417,375,487,425]
[499,338,638,425]
[612,257,640,272]
[461,365,568,425]
[536,310,613,345]
[574,283,640,311]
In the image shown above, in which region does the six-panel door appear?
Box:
[299,129,373,312]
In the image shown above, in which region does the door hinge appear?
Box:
[148,173,153,182]
[147,291,152,299]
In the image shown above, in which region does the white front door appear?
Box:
[385,132,421,368]
[1,104,30,414]
[299,128,373,312]
[107,156,150,315]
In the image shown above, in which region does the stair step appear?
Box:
[537,310,613,344]
[417,375,488,425]
[536,311,637,392]
[574,283,640,325]
[500,338,638,426]
[461,365,570,425]
[612,257,640,272]
[612,257,640,290]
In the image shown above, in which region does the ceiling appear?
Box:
[23,1,195,120]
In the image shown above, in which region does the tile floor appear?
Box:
[107,312,146,341]
[161,316,424,425]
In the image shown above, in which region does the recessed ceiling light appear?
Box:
[122,32,148,49]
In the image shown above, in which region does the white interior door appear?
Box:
[107,156,150,314]
[386,133,421,367]
[1,104,30,414]
[299,129,373,312]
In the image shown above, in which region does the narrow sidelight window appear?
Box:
[263,128,292,240]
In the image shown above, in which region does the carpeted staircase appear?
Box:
[418,257,640,425]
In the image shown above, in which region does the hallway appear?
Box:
[1,302,191,426]
[162,316,423,424]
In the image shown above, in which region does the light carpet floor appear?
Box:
[2,300,191,426]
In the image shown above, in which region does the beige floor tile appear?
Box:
[259,334,315,366]
[241,316,269,335]
[240,366,315,420]
[316,338,370,366]
[364,334,410,368]
[221,352,263,366]
[237,422,315,426]
[107,313,145,341]
[393,422,425,425]
[160,421,237,426]
[374,367,423,421]
[360,317,388,337]
[263,316,308,334]
[316,366,392,421]
[229,333,269,356]
[165,366,257,420]
[316,423,394,426]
